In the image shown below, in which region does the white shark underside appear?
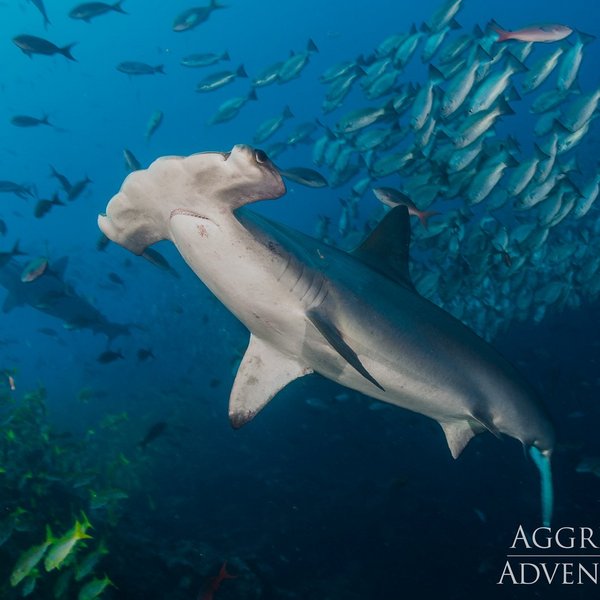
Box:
[98,145,555,524]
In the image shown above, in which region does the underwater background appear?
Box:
[1,0,599,598]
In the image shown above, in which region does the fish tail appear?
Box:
[489,20,512,42]
[210,0,226,9]
[60,43,77,62]
[416,210,440,230]
[113,0,128,13]
[154,65,165,74]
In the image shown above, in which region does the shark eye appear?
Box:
[254,149,268,164]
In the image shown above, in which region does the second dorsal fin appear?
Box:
[352,205,414,290]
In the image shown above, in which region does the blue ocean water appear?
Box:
[0,0,599,598]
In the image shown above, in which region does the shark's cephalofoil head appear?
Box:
[98,145,286,255]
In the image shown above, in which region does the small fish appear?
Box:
[13,35,76,61]
[137,348,155,361]
[49,165,72,193]
[89,488,128,509]
[77,575,114,600]
[278,167,328,188]
[10,114,52,128]
[141,247,179,278]
[74,543,109,582]
[8,375,16,391]
[123,148,141,172]
[44,517,92,572]
[253,106,294,144]
[208,89,257,124]
[172,0,226,32]
[0,181,33,198]
[96,233,110,251]
[196,65,247,92]
[96,350,124,364]
[145,110,163,141]
[252,61,284,87]
[180,50,230,68]
[117,61,164,75]
[28,0,51,29]
[489,20,572,43]
[278,39,319,83]
[69,1,127,22]
[108,272,124,285]
[201,561,236,600]
[38,327,58,337]
[373,187,439,228]
[21,257,48,283]
[10,527,53,586]
[335,100,396,134]
[67,175,92,201]
[138,421,167,448]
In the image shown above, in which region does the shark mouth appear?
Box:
[170,208,212,220]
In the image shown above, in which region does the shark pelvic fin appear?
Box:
[229,334,312,429]
[440,420,479,459]
[351,206,415,291]
[307,309,384,391]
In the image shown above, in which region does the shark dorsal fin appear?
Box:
[352,206,415,290]
[229,334,312,428]
[50,257,69,279]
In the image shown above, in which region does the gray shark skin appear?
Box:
[0,258,130,340]
[99,144,555,523]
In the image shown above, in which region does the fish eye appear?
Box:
[254,149,268,164]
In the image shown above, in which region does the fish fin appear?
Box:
[50,257,69,279]
[307,309,384,391]
[60,43,77,62]
[440,420,479,459]
[488,19,511,42]
[575,30,596,45]
[471,413,502,439]
[229,334,312,428]
[113,0,128,14]
[351,205,415,290]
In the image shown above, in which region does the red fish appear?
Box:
[200,561,236,600]
[372,187,440,229]
[490,20,572,43]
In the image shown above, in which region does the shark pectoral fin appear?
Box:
[229,334,312,429]
[471,413,502,439]
[440,420,479,459]
[307,309,384,391]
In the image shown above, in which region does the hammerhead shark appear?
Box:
[98,144,555,524]
[0,257,130,339]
